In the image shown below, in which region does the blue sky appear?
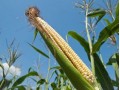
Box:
[0,0,118,87]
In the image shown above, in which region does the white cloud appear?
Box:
[0,63,21,78]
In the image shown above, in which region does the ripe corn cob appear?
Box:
[25,7,95,85]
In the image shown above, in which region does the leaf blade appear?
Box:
[87,9,106,25]
[29,43,49,58]
[13,71,39,87]
[107,53,119,78]
[68,31,90,53]
[67,31,114,90]
[93,53,114,90]
[93,18,119,53]
[33,28,39,42]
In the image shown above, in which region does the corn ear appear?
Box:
[40,31,95,90]
[25,7,98,90]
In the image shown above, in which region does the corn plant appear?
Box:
[0,41,21,90]
[24,0,118,89]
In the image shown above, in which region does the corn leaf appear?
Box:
[92,17,119,53]
[29,43,49,58]
[111,80,119,87]
[37,79,46,85]
[87,9,106,17]
[0,79,12,90]
[87,9,106,25]
[104,19,111,25]
[51,82,58,89]
[116,3,119,17]
[67,31,114,90]
[107,53,119,79]
[61,86,71,90]
[114,72,119,88]
[50,66,61,70]
[12,71,39,87]
[33,28,39,42]
[10,86,26,90]
[93,53,114,90]
[92,3,119,53]
[68,31,90,53]
[39,32,95,90]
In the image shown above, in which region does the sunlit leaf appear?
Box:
[33,28,39,42]
[50,66,61,70]
[93,4,119,53]
[0,79,12,90]
[115,72,119,88]
[93,53,114,90]
[29,43,49,58]
[68,31,90,53]
[11,86,26,90]
[67,31,114,90]
[87,9,106,17]
[61,86,71,90]
[87,9,106,25]
[13,71,39,87]
[92,17,119,53]
[116,3,119,17]
[104,19,111,25]
[107,53,119,79]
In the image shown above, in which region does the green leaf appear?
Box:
[104,19,111,25]
[50,66,65,75]
[115,72,119,88]
[37,79,46,85]
[67,31,114,90]
[29,43,49,58]
[107,53,119,79]
[92,17,119,53]
[61,86,72,90]
[51,82,57,89]
[39,32,95,90]
[0,79,12,90]
[93,53,114,90]
[68,31,90,53]
[33,28,39,42]
[87,9,106,25]
[10,86,26,90]
[13,71,39,87]
[50,66,61,70]
[68,31,112,90]
[111,80,119,87]
[116,3,119,17]
[87,9,106,17]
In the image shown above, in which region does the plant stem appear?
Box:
[0,62,9,88]
[85,4,100,89]
[0,79,5,88]
[85,4,95,75]
[45,50,51,90]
